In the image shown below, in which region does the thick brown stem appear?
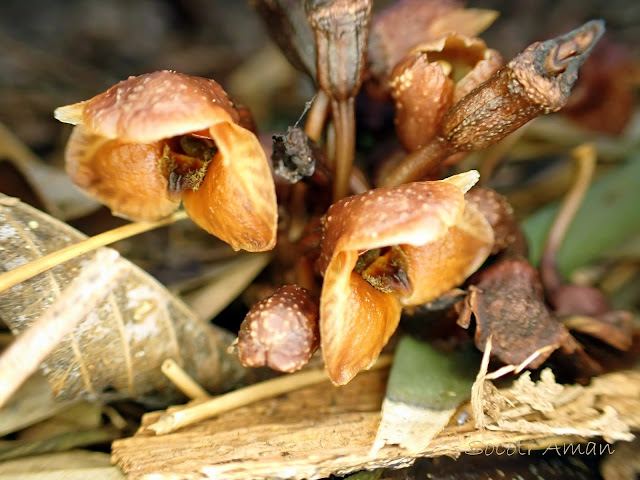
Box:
[380,138,451,187]
[540,144,596,294]
[332,98,356,201]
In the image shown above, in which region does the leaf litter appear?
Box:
[0,193,249,403]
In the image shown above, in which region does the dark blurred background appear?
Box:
[1,0,638,157]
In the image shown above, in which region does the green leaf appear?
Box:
[372,336,479,454]
[523,155,640,276]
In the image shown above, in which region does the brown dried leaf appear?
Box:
[0,194,248,403]
[459,258,571,368]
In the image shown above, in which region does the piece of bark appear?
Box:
[111,367,640,480]
[0,194,248,403]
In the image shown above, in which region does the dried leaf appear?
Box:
[372,337,477,454]
[0,450,113,474]
[459,258,571,367]
[0,194,248,403]
[0,375,77,437]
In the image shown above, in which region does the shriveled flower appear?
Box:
[55,70,277,252]
[367,0,498,90]
[390,33,503,151]
[317,170,494,384]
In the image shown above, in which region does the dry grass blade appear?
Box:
[0,210,188,294]
[0,122,100,220]
[161,359,210,400]
[0,194,248,402]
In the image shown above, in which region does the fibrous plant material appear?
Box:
[54,70,277,252]
[0,193,248,402]
[381,20,605,187]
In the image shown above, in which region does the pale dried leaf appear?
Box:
[0,123,100,220]
[0,375,77,437]
[0,194,248,403]
[0,450,112,473]
[112,367,640,480]
[0,468,125,480]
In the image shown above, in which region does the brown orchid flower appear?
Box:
[390,33,503,152]
[54,70,277,252]
[316,170,494,385]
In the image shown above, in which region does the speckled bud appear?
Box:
[465,187,518,254]
[238,285,319,373]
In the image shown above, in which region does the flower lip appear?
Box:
[317,170,479,275]
[54,70,239,144]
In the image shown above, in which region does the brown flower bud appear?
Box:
[465,187,518,255]
[306,0,372,101]
[55,71,277,252]
[390,34,503,151]
[237,285,320,373]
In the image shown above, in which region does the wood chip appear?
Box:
[112,367,640,480]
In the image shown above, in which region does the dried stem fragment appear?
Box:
[0,210,187,294]
[540,144,596,297]
[382,20,605,187]
[147,354,392,435]
[161,359,210,400]
[0,249,125,408]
